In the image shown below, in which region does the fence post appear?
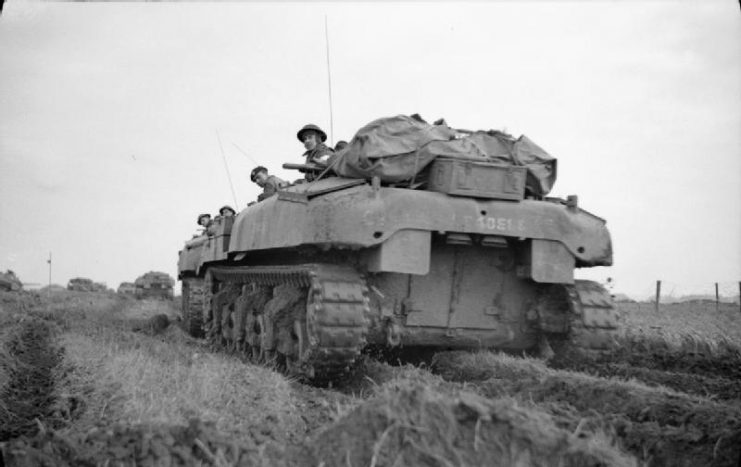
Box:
[655,280,661,313]
[715,283,719,312]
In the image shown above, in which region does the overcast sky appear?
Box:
[0,1,739,299]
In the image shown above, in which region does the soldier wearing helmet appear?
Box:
[251,166,288,202]
[218,205,236,217]
[196,213,212,235]
[297,124,334,171]
[197,213,212,227]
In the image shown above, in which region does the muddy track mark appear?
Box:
[0,319,63,441]
[583,336,741,381]
[550,360,741,403]
[431,351,741,467]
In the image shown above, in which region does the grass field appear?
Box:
[618,301,741,346]
[1,290,739,466]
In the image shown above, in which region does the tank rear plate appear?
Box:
[403,245,527,330]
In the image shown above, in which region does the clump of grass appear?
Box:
[311,381,636,467]
[55,325,307,447]
[3,417,262,466]
[339,356,448,398]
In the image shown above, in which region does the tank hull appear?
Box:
[177,177,619,381]
[230,182,612,269]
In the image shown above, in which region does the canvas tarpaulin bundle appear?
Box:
[332,114,557,196]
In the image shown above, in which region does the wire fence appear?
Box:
[617,280,741,314]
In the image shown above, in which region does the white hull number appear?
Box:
[464,215,525,232]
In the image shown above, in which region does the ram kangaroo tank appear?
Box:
[177,115,619,382]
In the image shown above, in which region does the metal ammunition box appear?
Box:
[428,158,526,200]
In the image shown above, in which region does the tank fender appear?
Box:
[365,229,431,275]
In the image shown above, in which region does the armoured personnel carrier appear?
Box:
[134,271,175,300]
[177,115,619,382]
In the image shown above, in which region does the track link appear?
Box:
[206,264,370,382]
[564,280,620,353]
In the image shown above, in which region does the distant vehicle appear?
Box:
[39,284,66,294]
[67,277,108,292]
[0,270,22,292]
[67,277,94,292]
[117,282,137,296]
[134,271,174,300]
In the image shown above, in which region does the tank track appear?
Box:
[538,280,619,358]
[563,280,620,353]
[181,277,205,338]
[205,264,370,382]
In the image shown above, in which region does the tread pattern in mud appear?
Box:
[550,335,741,402]
[431,350,741,467]
[0,319,62,441]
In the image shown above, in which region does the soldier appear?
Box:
[196,213,214,236]
[219,205,236,217]
[197,213,212,230]
[297,123,334,167]
[251,166,288,202]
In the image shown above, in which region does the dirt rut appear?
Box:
[1,318,62,441]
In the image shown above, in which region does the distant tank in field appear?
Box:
[117,282,137,296]
[67,277,102,292]
[134,271,175,300]
[0,270,23,292]
[177,115,619,382]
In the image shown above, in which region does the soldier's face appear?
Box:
[254,172,268,187]
[303,132,319,151]
[199,217,210,226]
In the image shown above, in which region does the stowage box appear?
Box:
[428,158,527,200]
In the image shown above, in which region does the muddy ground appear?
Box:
[1,291,740,466]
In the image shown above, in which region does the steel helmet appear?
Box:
[219,205,236,216]
[250,166,267,182]
[297,124,327,143]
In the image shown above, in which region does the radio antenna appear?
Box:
[324,15,334,146]
[231,142,261,167]
[216,129,239,208]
